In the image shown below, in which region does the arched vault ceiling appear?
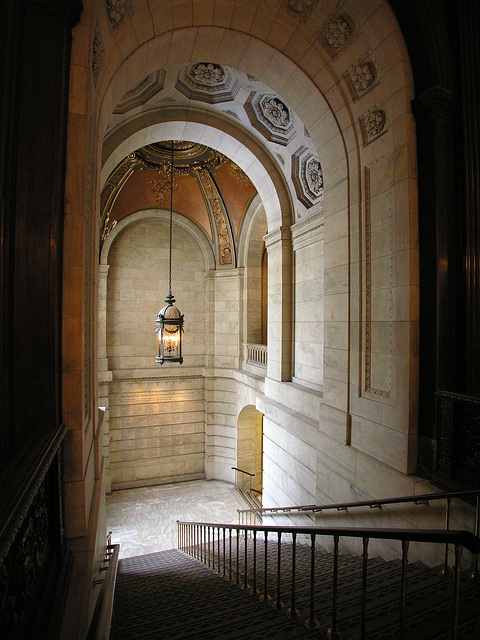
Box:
[96,1,411,233]
[101,63,327,228]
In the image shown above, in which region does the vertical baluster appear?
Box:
[361,537,369,640]
[260,532,270,602]
[208,526,211,567]
[305,533,319,630]
[399,539,409,640]
[272,531,283,609]
[287,531,299,619]
[242,528,248,589]
[443,498,452,575]
[213,526,216,571]
[327,535,340,639]
[452,544,463,640]
[229,528,233,581]
[235,528,240,585]
[223,527,226,577]
[251,529,258,595]
[471,496,479,579]
[218,526,221,574]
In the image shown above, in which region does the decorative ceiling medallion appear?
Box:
[137,141,225,174]
[345,55,379,100]
[288,0,317,13]
[326,15,352,48]
[92,21,104,82]
[292,146,324,208]
[244,92,296,146]
[175,63,239,104]
[359,108,387,146]
[106,0,132,27]
[113,70,166,114]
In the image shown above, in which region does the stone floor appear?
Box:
[106,479,246,558]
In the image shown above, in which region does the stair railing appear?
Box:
[232,466,255,493]
[177,520,480,640]
[232,466,262,524]
[238,488,480,577]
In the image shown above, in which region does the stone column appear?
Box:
[98,264,112,493]
[264,226,292,382]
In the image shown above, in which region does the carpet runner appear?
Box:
[110,541,480,639]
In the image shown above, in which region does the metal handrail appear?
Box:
[238,488,480,578]
[177,519,480,640]
[232,466,255,494]
[231,466,255,477]
[238,488,480,517]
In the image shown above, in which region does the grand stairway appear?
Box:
[109,538,480,639]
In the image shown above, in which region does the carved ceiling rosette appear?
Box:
[175,63,240,104]
[244,92,296,146]
[292,146,324,208]
[345,54,379,100]
[359,107,387,146]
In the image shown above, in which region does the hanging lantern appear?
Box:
[155,141,184,364]
[155,293,184,364]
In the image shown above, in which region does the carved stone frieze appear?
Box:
[92,21,104,82]
[100,154,139,239]
[244,92,296,146]
[113,70,166,114]
[176,63,239,104]
[291,146,324,208]
[359,107,387,146]
[197,170,234,265]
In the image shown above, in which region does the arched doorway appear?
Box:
[236,405,263,498]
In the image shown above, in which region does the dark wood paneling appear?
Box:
[0,0,81,462]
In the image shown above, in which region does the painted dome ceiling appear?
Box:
[101,140,257,266]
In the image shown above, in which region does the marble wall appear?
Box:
[104,216,208,489]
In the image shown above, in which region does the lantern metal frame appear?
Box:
[155,141,184,364]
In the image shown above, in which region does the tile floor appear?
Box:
[106,479,247,558]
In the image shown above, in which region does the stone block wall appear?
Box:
[108,377,205,488]
[104,216,209,488]
[292,213,325,391]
